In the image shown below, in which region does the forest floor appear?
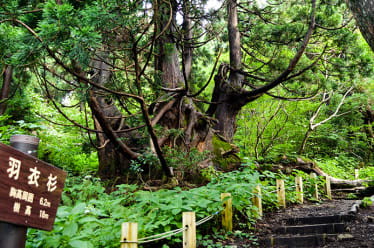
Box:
[217,198,374,247]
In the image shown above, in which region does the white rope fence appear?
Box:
[196,211,220,226]
[120,211,220,244]
[137,227,187,244]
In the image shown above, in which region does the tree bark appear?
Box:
[153,0,215,153]
[182,1,193,81]
[211,0,245,142]
[0,65,13,115]
[155,0,184,88]
[347,0,374,52]
[87,55,140,180]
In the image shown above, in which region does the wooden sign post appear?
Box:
[0,136,67,247]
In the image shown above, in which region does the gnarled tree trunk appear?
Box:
[207,0,246,143]
[88,55,140,180]
[347,0,374,163]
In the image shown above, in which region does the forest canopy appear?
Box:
[0,0,374,183]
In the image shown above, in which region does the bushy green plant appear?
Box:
[164,147,210,170]
[358,167,374,180]
[360,197,373,208]
[37,130,98,174]
[316,157,356,180]
[347,193,358,199]
[26,167,262,247]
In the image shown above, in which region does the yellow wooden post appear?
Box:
[276,179,286,208]
[183,212,196,248]
[221,193,232,232]
[121,222,138,248]
[295,176,303,204]
[310,173,319,200]
[325,176,332,200]
[355,169,359,179]
[252,185,262,218]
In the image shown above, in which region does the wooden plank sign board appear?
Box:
[0,143,67,231]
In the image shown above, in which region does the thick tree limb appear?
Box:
[0,18,145,102]
[151,98,177,126]
[89,90,140,160]
[133,39,172,177]
[241,0,316,99]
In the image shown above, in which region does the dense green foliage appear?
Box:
[235,77,374,179]
[26,165,328,248]
[1,0,374,247]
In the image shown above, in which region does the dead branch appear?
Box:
[299,86,354,154]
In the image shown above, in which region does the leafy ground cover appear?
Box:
[26,165,328,248]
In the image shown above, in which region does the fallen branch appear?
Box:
[294,157,369,188]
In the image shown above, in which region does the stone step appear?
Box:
[283,214,355,225]
[262,234,337,247]
[275,223,347,235]
[262,233,355,248]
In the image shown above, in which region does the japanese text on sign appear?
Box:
[0,142,67,231]
[7,157,60,191]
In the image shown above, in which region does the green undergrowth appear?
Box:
[358,167,374,180]
[316,157,357,180]
[26,165,327,248]
[316,156,374,181]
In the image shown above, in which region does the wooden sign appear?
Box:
[0,143,67,231]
